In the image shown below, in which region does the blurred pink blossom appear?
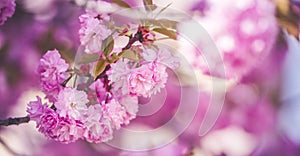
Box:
[192,0,278,79]
[0,0,15,25]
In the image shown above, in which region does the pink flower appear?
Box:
[89,79,107,103]
[31,104,85,144]
[128,63,168,97]
[83,105,113,143]
[150,63,168,95]
[27,96,48,122]
[107,59,131,95]
[118,95,139,125]
[37,108,59,136]
[79,11,112,54]
[51,117,85,144]
[55,88,89,120]
[142,48,180,70]
[109,58,169,98]
[38,49,69,102]
[103,99,127,129]
[0,0,15,25]
[128,64,154,97]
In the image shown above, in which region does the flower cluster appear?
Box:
[0,0,15,25]
[28,49,140,143]
[108,47,179,98]
[27,8,179,144]
[37,49,70,102]
[79,10,111,54]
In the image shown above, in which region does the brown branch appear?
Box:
[61,74,73,87]
[0,116,30,126]
[122,28,144,50]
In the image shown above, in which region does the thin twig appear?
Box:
[0,116,30,126]
[122,28,144,50]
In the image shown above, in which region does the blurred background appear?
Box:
[0,0,300,155]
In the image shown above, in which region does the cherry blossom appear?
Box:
[79,10,112,54]
[51,117,85,144]
[27,96,48,123]
[142,48,180,69]
[83,104,113,143]
[54,87,89,120]
[107,59,131,96]
[37,49,70,102]
[103,99,127,129]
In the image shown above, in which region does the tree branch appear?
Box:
[0,116,30,126]
[122,27,144,50]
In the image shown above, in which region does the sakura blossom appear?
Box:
[27,96,48,122]
[107,58,131,96]
[118,94,139,124]
[88,79,107,103]
[37,108,59,138]
[103,99,127,129]
[54,87,89,120]
[128,64,156,97]
[50,116,85,144]
[37,49,70,102]
[83,104,113,143]
[79,10,112,54]
[27,97,85,144]
[142,48,180,70]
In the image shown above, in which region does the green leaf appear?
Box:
[94,59,107,80]
[153,28,177,40]
[143,0,157,11]
[108,53,120,63]
[121,50,139,61]
[101,35,114,57]
[111,0,131,8]
[77,53,100,64]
